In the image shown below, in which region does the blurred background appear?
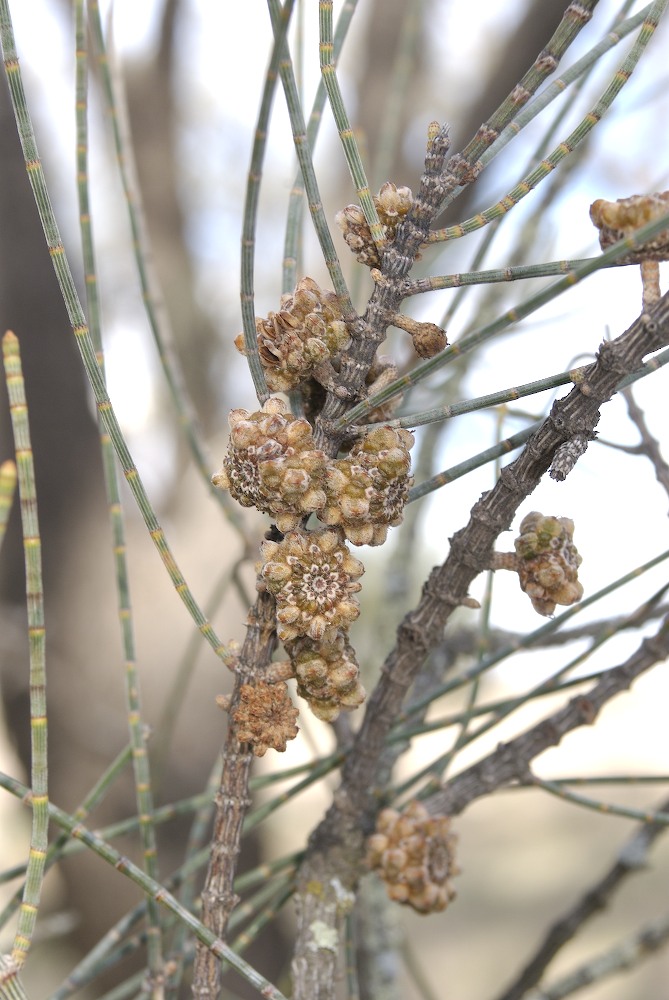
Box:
[1,1,669,996]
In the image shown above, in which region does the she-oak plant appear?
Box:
[3,2,669,1000]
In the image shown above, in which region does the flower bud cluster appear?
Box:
[211,398,328,532]
[214,402,414,545]
[514,511,583,616]
[234,277,350,392]
[336,182,413,268]
[321,427,415,546]
[590,190,669,263]
[260,528,364,645]
[286,632,365,721]
[366,801,458,914]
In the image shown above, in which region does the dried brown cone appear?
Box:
[260,528,364,643]
[211,398,328,530]
[234,277,350,392]
[232,681,299,756]
[590,191,669,263]
[320,427,415,546]
[335,182,414,268]
[366,801,458,914]
[513,511,583,616]
[286,632,365,721]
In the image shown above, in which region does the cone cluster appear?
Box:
[366,801,458,914]
[514,511,583,616]
[234,276,350,392]
[336,182,414,268]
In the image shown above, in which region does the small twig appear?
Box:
[429,612,669,817]
[523,908,669,1000]
[493,793,669,1000]
[622,385,669,505]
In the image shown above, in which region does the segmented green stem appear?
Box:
[267,0,354,316]
[0,957,27,1000]
[0,771,288,1000]
[405,256,605,297]
[2,332,47,970]
[0,0,233,666]
[0,743,132,933]
[75,3,164,976]
[430,2,668,244]
[437,0,599,218]
[482,1,643,169]
[84,2,236,516]
[0,459,16,549]
[339,206,669,429]
[409,424,537,502]
[318,0,383,250]
[532,776,669,825]
[283,0,358,292]
[240,0,295,401]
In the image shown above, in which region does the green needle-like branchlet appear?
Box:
[0,0,234,668]
[74,4,164,978]
[2,332,47,971]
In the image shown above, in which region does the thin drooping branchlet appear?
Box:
[0,0,235,666]
[433,0,600,222]
[483,4,651,167]
[240,0,295,402]
[267,0,355,317]
[0,742,133,939]
[530,777,669,827]
[0,771,288,1000]
[86,4,237,516]
[2,332,47,971]
[319,0,384,253]
[429,2,668,244]
[283,0,359,292]
[75,5,165,978]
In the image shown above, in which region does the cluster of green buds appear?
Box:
[366,801,459,914]
[321,426,415,546]
[492,512,583,617]
[335,182,414,268]
[234,276,350,392]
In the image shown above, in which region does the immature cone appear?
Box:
[366,801,458,914]
[260,528,364,643]
[320,427,415,546]
[335,182,414,268]
[286,632,365,721]
[233,681,299,756]
[211,397,327,531]
[514,511,583,616]
[234,277,350,392]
